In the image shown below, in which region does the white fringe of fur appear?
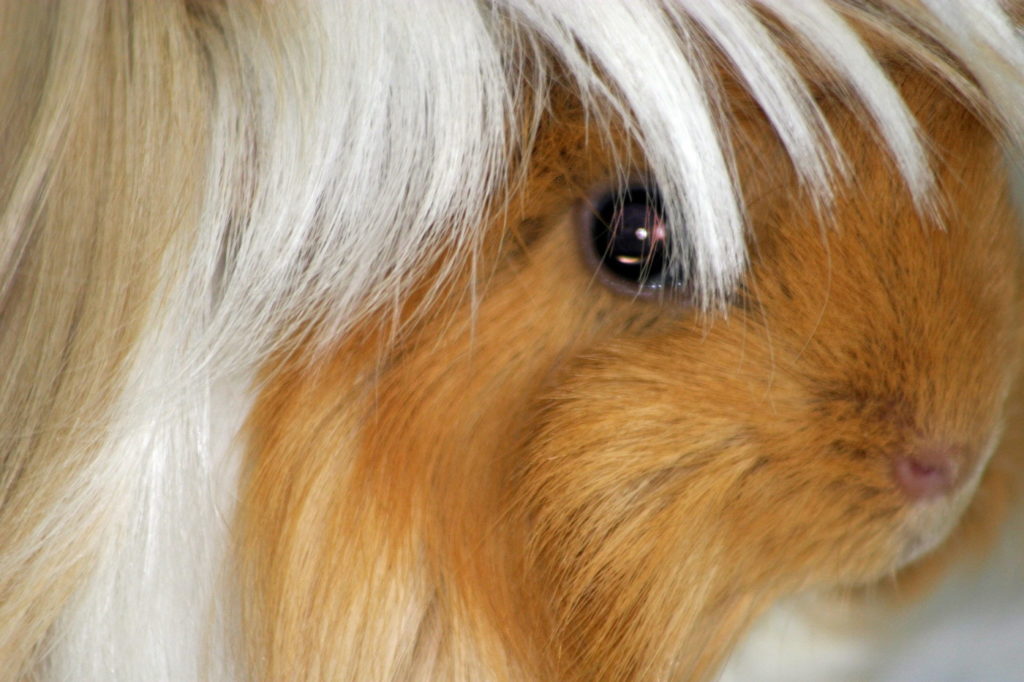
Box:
[0,1,1022,680]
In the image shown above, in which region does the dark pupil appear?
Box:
[591,188,666,284]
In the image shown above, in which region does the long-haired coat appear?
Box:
[2,1,1024,680]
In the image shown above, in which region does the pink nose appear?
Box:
[891,447,962,500]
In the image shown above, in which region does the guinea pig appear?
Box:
[1,2,1023,681]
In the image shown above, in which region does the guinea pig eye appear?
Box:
[584,186,679,294]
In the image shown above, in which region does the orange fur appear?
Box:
[239,63,1022,681]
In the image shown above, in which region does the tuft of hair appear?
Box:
[0,1,1022,679]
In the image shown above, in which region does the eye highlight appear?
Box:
[582,186,685,297]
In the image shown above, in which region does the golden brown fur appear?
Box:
[240,62,1023,680]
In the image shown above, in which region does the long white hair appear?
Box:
[1,1,1022,679]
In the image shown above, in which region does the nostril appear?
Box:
[892,448,960,501]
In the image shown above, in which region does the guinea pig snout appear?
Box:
[890,444,965,501]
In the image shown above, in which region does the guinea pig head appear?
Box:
[494,76,1019,678]
[243,67,1022,681]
